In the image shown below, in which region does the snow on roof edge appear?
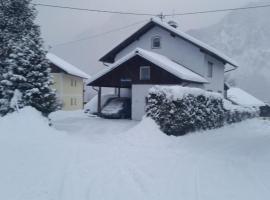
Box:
[46,53,91,79]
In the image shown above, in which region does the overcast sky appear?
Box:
[33,0,262,74]
[35,0,260,46]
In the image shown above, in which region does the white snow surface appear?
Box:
[1,107,270,199]
[228,87,266,107]
[89,48,208,84]
[46,53,91,79]
[149,85,222,100]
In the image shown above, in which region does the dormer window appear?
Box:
[151,36,161,49]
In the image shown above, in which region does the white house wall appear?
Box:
[204,54,225,94]
[115,26,225,93]
[132,84,155,121]
[115,26,205,75]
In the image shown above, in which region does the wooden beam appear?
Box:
[118,88,121,97]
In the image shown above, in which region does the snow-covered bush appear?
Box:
[260,105,270,117]
[223,100,258,124]
[146,86,258,136]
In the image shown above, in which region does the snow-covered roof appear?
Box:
[89,48,208,84]
[151,18,239,68]
[46,53,91,79]
[100,18,239,69]
[227,87,265,107]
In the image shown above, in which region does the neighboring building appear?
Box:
[88,18,239,120]
[227,87,265,108]
[47,53,91,111]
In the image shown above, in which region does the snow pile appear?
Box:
[123,117,173,148]
[227,87,265,107]
[0,107,73,200]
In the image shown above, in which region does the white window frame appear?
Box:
[207,61,213,78]
[71,79,77,87]
[140,66,151,81]
[71,98,77,106]
[151,36,161,49]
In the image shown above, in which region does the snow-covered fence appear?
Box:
[146,86,258,136]
[260,105,270,117]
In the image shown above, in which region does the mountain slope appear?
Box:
[188,3,270,103]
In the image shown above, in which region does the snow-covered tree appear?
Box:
[0,0,59,116]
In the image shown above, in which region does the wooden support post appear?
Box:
[97,87,102,116]
[118,88,121,97]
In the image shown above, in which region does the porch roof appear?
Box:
[88,48,208,86]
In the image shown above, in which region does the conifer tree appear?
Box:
[0,0,59,116]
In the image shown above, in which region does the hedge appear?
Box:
[146,86,258,136]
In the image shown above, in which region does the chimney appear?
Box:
[168,20,178,28]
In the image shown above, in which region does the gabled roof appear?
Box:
[100,18,239,69]
[227,87,265,107]
[46,53,91,79]
[88,48,208,85]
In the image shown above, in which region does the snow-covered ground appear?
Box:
[1,107,270,200]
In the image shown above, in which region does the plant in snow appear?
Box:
[10,89,22,112]
[146,86,258,136]
[0,0,59,116]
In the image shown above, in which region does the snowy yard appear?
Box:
[1,108,270,200]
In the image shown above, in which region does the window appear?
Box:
[151,36,161,49]
[71,79,77,87]
[70,98,73,106]
[70,98,77,106]
[207,62,213,78]
[140,66,150,80]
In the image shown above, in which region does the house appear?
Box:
[88,18,239,120]
[46,53,91,111]
[227,87,265,108]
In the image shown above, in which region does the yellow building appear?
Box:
[46,53,91,111]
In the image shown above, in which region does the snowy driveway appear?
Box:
[51,112,270,200]
[1,109,270,200]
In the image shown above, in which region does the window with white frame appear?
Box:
[70,98,77,106]
[71,79,77,87]
[140,66,150,80]
[151,36,161,49]
[207,61,213,78]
